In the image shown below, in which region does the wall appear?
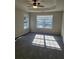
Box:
[61,13,64,39]
[15,8,29,37]
[30,12,63,35]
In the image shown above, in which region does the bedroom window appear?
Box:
[36,15,53,29]
[24,15,29,29]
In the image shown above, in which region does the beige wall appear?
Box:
[30,12,63,35]
[15,8,29,37]
[15,7,63,37]
[61,13,64,39]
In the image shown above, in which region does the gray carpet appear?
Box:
[15,33,64,59]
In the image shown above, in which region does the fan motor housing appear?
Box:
[33,3,37,6]
[32,0,37,2]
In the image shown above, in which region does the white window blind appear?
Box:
[24,15,29,29]
[37,15,53,29]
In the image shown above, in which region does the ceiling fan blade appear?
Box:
[26,5,32,7]
[37,3,44,7]
[32,0,38,2]
[38,5,44,7]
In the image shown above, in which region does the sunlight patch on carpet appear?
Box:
[32,34,61,50]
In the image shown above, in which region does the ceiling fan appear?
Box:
[27,0,44,8]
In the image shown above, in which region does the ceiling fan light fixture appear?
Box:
[33,6,38,8]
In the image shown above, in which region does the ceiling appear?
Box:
[15,0,64,12]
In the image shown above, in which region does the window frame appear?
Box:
[24,15,29,29]
[36,15,53,29]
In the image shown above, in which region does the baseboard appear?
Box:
[15,32,30,40]
[31,32,61,36]
[15,32,61,40]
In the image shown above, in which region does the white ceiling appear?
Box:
[15,0,64,12]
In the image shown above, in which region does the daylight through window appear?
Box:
[37,15,53,29]
[24,15,29,29]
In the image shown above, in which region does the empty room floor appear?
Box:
[15,33,64,59]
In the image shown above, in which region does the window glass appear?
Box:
[24,15,29,29]
[37,15,53,29]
